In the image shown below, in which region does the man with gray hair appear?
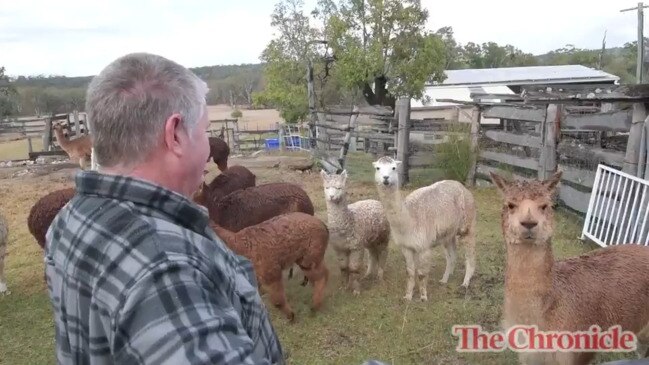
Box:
[44,52,284,365]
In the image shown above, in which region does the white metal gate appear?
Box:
[581,164,649,247]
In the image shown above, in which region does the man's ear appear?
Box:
[163,113,184,156]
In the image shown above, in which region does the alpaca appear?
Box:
[192,165,256,207]
[27,188,76,250]
[52,123,92,170]
[0,211,8,294]
[491,171,649,365]
[320,169,390,295]
[209,212,329,322]
[372,156,477,301]
[201,182,315,232]
[208,136,230,171]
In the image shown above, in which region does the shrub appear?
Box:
[231,109,243,118]
[434,122,476,182]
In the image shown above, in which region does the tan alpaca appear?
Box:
[491,171,649,365]
[52,123,92,170]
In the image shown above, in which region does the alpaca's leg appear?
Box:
[440,238,457,284]
[377,244,388,281]
[416,249,434,301]
[302,260,329,312]
[459,229,476,288]
[335,249,350,288]
[0,244,7,294]
[264,279,295,322]
[363,248,377,280]
[348,249,364,296]
[401,247,416,301]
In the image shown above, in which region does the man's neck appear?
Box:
[100,162,187,198]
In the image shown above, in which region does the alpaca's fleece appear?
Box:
[208,137,230,171]
[321,170,390,294]
[491,171,649,364]
[27,188,76,250]
[206,182,315,232]
[210,212,329,321]
[0,211,8,294]
[193,165,256,207]
[373,156,477,301]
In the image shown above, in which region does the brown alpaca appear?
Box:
[209,212,329,322]
[193,165,256,207]
[199,182,315,232]
[52,123,92,169]
[491,171,649,365]
[208,136,230,171]
[28,188,76,250]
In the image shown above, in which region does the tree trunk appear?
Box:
[361,75,396,110]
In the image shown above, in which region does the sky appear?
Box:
[0,0,643,77]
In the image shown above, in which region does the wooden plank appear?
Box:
[557,141,625,168]
[408,151,438,168]
[476,164,534,183]
[484,130,541,148]
[559,183,590,213]
[480,150,538,170]
[562,110,631,132]
[558,164,596,189]
[482,105,546,123]
[539,104,559,180]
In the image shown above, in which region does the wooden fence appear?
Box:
[467,83,649,216]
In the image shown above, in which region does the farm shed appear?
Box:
[411,65,621,125]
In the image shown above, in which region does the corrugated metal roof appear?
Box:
[431,65,619,86]
[411,85,514,108]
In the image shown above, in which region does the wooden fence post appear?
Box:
[623,102,646,176]
[396,97,410,185]
[42,117,52,151]
[338,106,359,169]
[466,106,481,186]
[72,110,80,136]
[538,103,559,181]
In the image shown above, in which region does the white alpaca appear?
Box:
[321,170,390,295]
[372,156,477,301]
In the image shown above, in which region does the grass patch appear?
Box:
[0,152,637,364]
[0,138,44,161]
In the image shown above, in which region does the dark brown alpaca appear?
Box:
[207,137,230,171]
[193,165,256,207]
[209,212,329,322]
[491,171,649,365]
[28,188,76,250]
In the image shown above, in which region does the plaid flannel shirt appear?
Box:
[44,170,284,365]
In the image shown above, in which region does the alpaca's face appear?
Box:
[491,171,562,246]
[372,158,401,188]
[321,170,347,203]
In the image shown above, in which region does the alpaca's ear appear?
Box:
[542,170,563,193]
[341,169,348,181]
[490,172,510,194]
[372,161,378,168]
[320,169,328,180]
[394,160,402,167]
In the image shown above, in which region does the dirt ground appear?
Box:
[207,104,281,131]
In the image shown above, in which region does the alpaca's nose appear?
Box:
[382,176,390,185]
[520,220,538,230]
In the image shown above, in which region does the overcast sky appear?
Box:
[0,0,642,77]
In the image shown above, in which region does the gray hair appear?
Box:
[85,52,209,168]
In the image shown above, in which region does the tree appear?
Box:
[252,0,320,123]
[0,67,18,117]
[318,0,447,109]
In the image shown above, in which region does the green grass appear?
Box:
[0,152,639,364]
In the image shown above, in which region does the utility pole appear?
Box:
[621,2,649,83]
